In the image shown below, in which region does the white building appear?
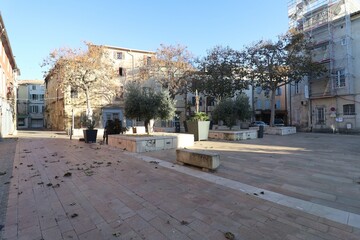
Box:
[17,80,45,128]
[288,0,360,133]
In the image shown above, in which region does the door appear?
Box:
[31,119,44,128]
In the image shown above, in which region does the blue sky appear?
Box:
[1,0,290,80]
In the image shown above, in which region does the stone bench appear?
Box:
[176,149,220,171]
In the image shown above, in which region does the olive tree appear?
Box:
[124,84,176,133]
[212,94,251,129]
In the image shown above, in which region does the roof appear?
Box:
[18,80,45,85]
[102,45,155,55]
[0,12,19,73]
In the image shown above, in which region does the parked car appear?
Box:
[274,118,285,126]
[250,121,268,127]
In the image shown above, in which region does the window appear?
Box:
[113,113,119,120]
[32,85,36,90]
[40,94,44,101]
[341,37,347,46]
[70,88,78,98]
[256,87,262,94]
[265,100,270,109]
[316,107,325,124]
[275,100,281,109]
[295,82,299,94]
[115,86,124,99]
[30,105,39,113]
[18,118,25,126]
[256,99,262,110]
[343,104,355,115]
[147,56,152,65]
[275,87,282,96]
[119,67,126,76]
[31,94,38,100]
[334,69,345,88]
[115,52,123,60]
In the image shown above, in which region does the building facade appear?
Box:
[249,85,287,124]
[288,0,360,132]
[0,13,19,138]
[17,80,45,129]
[45,45,155,131]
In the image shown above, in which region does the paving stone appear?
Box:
[2,131,360,240]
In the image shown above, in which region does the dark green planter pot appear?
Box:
[83,129,98,143]
[186,121,210,141]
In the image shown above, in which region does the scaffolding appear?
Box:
[288,0,360,98]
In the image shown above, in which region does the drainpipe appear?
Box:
[127,51,135,82]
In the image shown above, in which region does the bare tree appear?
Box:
[140,44,194,99]
[243,32,325,126]
[43,42,117,122]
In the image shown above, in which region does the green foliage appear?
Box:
[124,84,176,133]
[212,94,251,129]
[189,112,209,121]
[243,32,326,126]
[194,45,248,100]
[81,116,96,130]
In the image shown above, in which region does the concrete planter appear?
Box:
[209,129,257,141]
[265,126,297,135]
[108,135,176,153]
[186,121,210,141]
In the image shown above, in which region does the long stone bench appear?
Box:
[176,149,220,171]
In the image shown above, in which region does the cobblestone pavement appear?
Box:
[1,131,360,239]
[144,132,360,215]
[0,138,17,240]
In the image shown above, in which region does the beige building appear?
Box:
[247,85,287,124]
[45,45,155,131]
[0,13,19,138]
[288,0,360,132]
[17,80,45,129]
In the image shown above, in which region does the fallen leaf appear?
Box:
[225,231,235,240]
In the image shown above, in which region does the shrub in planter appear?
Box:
[186,112,210,141]
[82,117,98,143]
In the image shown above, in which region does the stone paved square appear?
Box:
[1,131,360,239]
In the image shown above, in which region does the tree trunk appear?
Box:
[270,88,276,127]
[84,87,93,120]
[144,119,150,134]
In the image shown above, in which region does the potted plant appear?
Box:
[82,117,98,143]
[186,112,210,141]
